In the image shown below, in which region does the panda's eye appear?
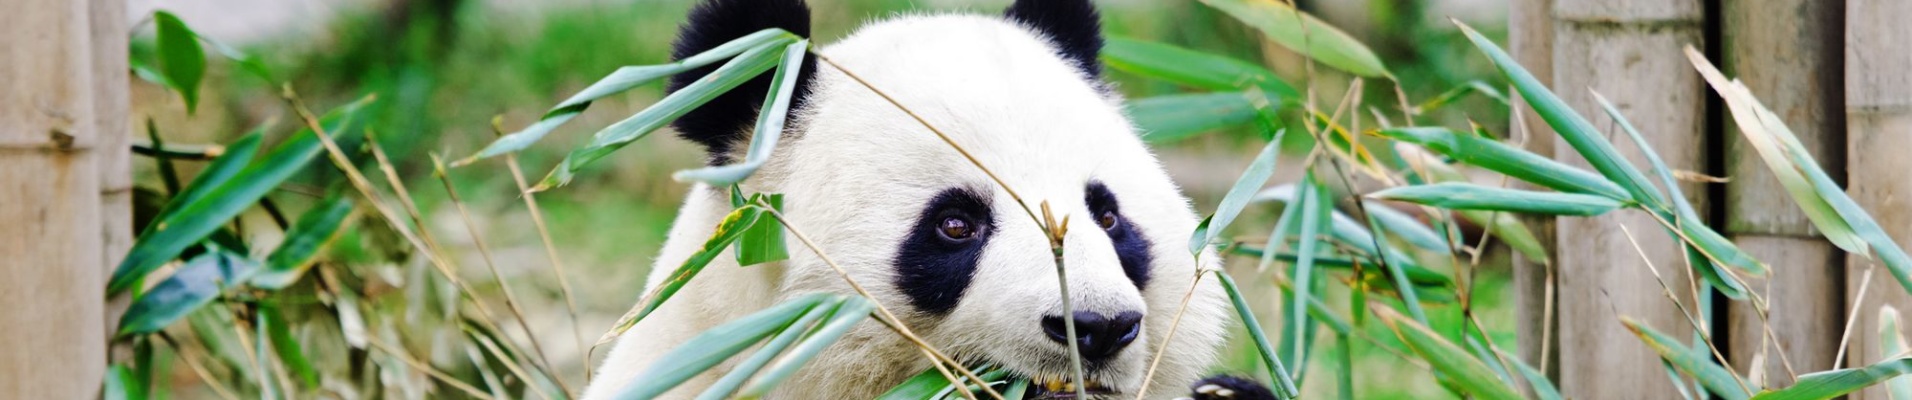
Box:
[1096,210,1119,230]
[938,216,978,240]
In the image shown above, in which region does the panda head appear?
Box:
[669,0,1230,397]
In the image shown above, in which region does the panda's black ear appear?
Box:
[1005,0,1103,78]
[669,0,816,164]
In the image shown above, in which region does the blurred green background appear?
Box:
[129,0,1516,397]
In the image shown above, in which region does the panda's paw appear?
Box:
[1176,375,1277,400]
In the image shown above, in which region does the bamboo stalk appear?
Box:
[1843,1,1912,398]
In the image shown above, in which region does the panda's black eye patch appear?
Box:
[894,187,995,315]
[1087,181,1153,289]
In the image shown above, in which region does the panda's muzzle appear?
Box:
[1040,310,1143,362]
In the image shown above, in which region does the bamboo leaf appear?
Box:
[462,29,799,163]
[1455,22,1665,208]
[1198,0,1390,77]
[1685,47,1912,295]
[1415,81,1510,113]
[136,126,265,241]
[874,366,963,400]
[736,194,790,266]
[1286,174,1330,378]
[1191,130,1288,255]
[1594,90,1760,297]
[739,296,877,398]
[1393,145,1551,263]
[597,205,766,345]
[613,294,831,400]
[1367,182,1625,216]
[535,37,795,190]
[1253,184,1453,287]
[110,98,371,295]
[258,304,317,388]
[1127,92,1268,143]
[118,250,257,336]
[1495,348,1563,400]
[1101,36,1299,100]
[153,11,206,113]
[675,39,809,185]
[1884,305,1912,400]
[1684,49,1867,255]
[1216,271,1301,398]
[1751,358,1912,400]
[1373,307,1522,400]
[1364,201,1450,251]
[697,295,846,400]
[104,364,142,400]
[252,194,356,289]
[1378,127,1629,200]
[1620,317,1753,400]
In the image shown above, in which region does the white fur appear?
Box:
[585,14,1230,400]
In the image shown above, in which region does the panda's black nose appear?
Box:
[1042,311,1143,361]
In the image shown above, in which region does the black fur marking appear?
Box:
[668,0,817,164]
[1004,0,1104,79]
[1189,375,1278,400]
[893,187,996,315]
[1086,181,1151,289]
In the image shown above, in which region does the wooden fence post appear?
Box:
[0,0,121,397]
[1720,0,1846,388]
[1845,1,1912,399]
[1550,0,1707,396]
[1509,0,1560,385]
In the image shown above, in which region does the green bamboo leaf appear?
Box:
[1229,247,1448,287]
[110,97,371,295]
[1365,201,1450,251]
[1379,127,1628,200]
[1494,348,1563,400]
[1216,271,1300,398]
[1883,305,1912,400]
[1253,184,1453,286]
[195,32,273,83]
[697,295,846,400]
[1002,378,1031,400]
[597,205,766,345]
[1415,81,1510,113]
[251,194,355,289]
[257,304,317,388]
[152,11,206,113]
[1101,36,1299,100]
[1191,130,1288,255]
[1335,334,1354,400]
[1362,216,1430,323]
[675,40,809,184]
[137,126,264,241]
[1375,308,1523,400]
[1684,50,1866,255]
[1127,92,1268,143]
[1455,22,1665,208]
[1286,174,1330,377]
[462,29,798,163]
[535,37,795,190]
[738,297,876,398]
[1621,317,1753,400]
[875,366,962,400]
[1392,144,1549,263]
[104,363,141,400]
[1368,182,1625,216]
[1685,48,1912,295]
[736,194,790,266]
[1751,358,1912,400]
[1198,0,1390,77]
[1593,90,1760,296]
[118,250,257,336]
[613,293,830,400]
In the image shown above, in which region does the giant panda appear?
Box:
[584,0,1274,399]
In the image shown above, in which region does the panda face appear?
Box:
[640,0,1233,398]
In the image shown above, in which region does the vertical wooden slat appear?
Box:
[1845,0,1912,398]
[1509,0,1560,384]
[0,0,108,397]
[1720,0,1845,388]
[1551,0,1706,397]
[93,0,131,335]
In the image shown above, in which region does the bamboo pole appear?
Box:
[0,0,111,397]
[1551,0,1706,397]
[1509,0,1560,386]
[1844,1,1912,398]
[92,0,131,336]
[1719,0,1845,388]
